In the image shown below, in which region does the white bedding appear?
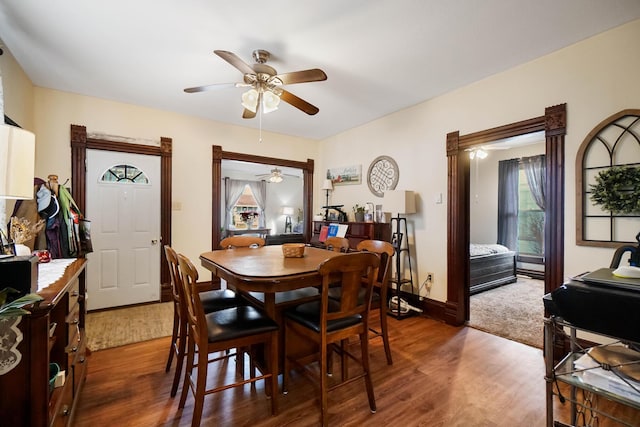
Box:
[470,243,511,258]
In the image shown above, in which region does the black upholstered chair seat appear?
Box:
[205,305,278,343]
[200,289,245,313]
[285,300,362,333]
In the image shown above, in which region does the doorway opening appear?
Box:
[445,104,566,328]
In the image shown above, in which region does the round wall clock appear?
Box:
[367,155,399,197]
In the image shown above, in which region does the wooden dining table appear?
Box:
[199,245,343,318]
[199,244,345,373]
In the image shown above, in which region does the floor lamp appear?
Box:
[384,189,420,318]
[282,206,294,233]
[0,124,36,257]
[321,179,333,220]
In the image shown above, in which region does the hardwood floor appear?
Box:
[73,314,584,426]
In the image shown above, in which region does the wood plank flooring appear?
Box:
[72,314,594,426]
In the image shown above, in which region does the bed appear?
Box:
[470,243,517,295]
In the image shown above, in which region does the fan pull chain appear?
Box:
[259,105,263,143]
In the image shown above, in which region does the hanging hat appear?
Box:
[37,184,59,219]
[36,185,51,212]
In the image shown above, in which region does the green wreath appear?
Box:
[589,166,640,214]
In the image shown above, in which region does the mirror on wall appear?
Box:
[221,160,304,236]
[211,145,314,250]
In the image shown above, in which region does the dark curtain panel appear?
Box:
[522,154,546,211]
[497,158,519,250]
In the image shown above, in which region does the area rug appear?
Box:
[468,276,544,348]
[85,302,174,351]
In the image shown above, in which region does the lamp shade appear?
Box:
[321,179,333,191]
[0,124,36,200]
[282,206,294,216]
[384,190,416,215]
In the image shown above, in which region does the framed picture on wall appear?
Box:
[327,165,361,186]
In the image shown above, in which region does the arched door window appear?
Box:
[576,110,640,246]
[100,164,150,184]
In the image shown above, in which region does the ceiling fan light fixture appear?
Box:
[269,174,283,183]
[469,148,488,160]
[262,90,280,114]
[241,89,259,113]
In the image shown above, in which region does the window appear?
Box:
[517,167,544,258]
[100,164,149,184]
[232,185,259,229]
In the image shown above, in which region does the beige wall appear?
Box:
[2,19,639,302]
[0,43,35,129]
[319,19,640,301]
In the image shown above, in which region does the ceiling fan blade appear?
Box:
[242,109,256,119]
[279,89,320,115]
[214,50,255,75]
[273,69,327,85]
[184,82,237,93]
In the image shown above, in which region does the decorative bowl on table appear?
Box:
[282,243,305,258]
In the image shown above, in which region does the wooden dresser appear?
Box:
[310,221,392,250]
[0,258,88,426]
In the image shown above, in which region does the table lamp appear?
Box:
[0,124,36,257]
[321,179,333,220]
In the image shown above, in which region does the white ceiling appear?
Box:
[1,1,640,141]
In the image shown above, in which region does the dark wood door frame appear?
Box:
[211,145,315,252]
[70,124,173,302]
[445,104,566,325]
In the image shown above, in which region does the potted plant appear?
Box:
[353,204,365,222]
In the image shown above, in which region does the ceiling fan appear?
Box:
[255,167,299,183]
[184,49,327,119]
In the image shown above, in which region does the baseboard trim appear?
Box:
[419,297,448,323]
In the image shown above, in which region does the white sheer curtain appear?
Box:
[224,178,268,230]
[247,180,267,228]
[224,178,248,231]
[522,154,546,211]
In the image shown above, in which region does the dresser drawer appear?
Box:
[50,376,73,427]
[65,303,81,354]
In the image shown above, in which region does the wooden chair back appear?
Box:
[323,236,350,252]
[164,245,182,303]
[176,254,206,347]
[318,252,380,323]
[219,236,266,249]
[356,239,394,294]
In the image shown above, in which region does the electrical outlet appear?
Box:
[426,272,433,283]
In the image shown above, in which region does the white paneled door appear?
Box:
[85,149,161,310]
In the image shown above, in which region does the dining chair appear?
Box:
[323,236,350,252]
[219,235,265,249]
[283,252,380,426]
[328,239,395,365]
[177,253,279,426]
[163,245,246,397]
